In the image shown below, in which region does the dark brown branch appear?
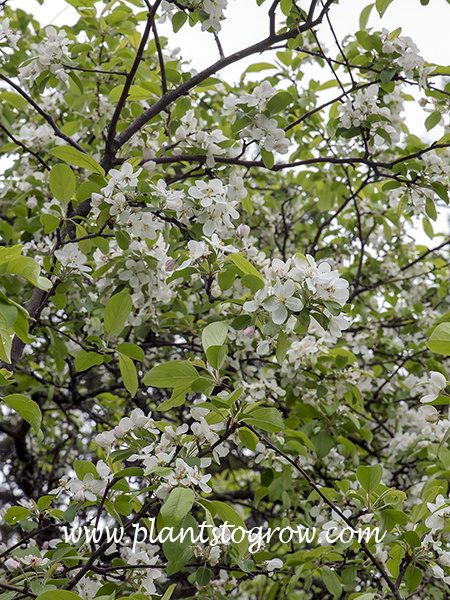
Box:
[152,19,167,94]
[104,0,163,157]
[108,0,336,164]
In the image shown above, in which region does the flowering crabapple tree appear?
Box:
[3,0,450,598]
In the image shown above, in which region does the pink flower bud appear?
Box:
[5,558,20,571]
[237,224,250,237]
[56,565,64,573]
[165,258,176,271]
[42,541,49,550]
[114,425,124,439]
[242,326,255,338]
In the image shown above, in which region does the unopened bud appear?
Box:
[237,224,250,237]
[165,258,176,271]
[242,326,255,338]
[5,558,20,571]
[114,425,124,439]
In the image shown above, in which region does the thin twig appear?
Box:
[0,73,87,153]
[0,123,50,170]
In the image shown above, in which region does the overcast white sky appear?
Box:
[8,0,450,241]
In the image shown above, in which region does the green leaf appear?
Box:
[276,331,287,364]
[7,256,39,286]
[73,459,97,480]
[322,566,342,599]
[245,62,276,73]
[50,146,105,176]
[196,566,212,586]
[261,147,274,169]
[104,292,133,337]
[359,3,374,29]
[427,323,450,355]
[266,91,293,115]
[161,583,177,600]
[242,407,284,433]
[119,353,138,397]
[425,111,442,131]
[357,464,383,494]
[425,197,437,221]
[206,344,228,370]
[172,11,187,32]
[37,591,84,600]
[3,394,41,434]
[375,0,394,17]
[0,300,18,329]
[241,274,265,292]
[437,424,450,459]
[238,427,258,451]
[4,506,30,524]
[164,515,197,575]
[116,342,145,361]
[380,68,396,84]
[160,487,195,528]
[74,349,104,372]
[230,255,265,283]
[209,500,248,555]
[50,164,76,205]
[202,321,229,352]
[143,361,198,388]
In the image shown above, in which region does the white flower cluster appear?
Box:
[188,177,240,235]
[174,108,231,167]
[159,0,227,32]
[92,162,163,240]
[54,243,90,274]
[395,151,450,215]
[235,81,290,156]
[49,459,111,502]
[381,28,432,86]
[244,253,350,332]
[241,113,290,154]
[338,83,400,149]
[0,18,19,51]
[80,406,229,501]
[19,26,73,84]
